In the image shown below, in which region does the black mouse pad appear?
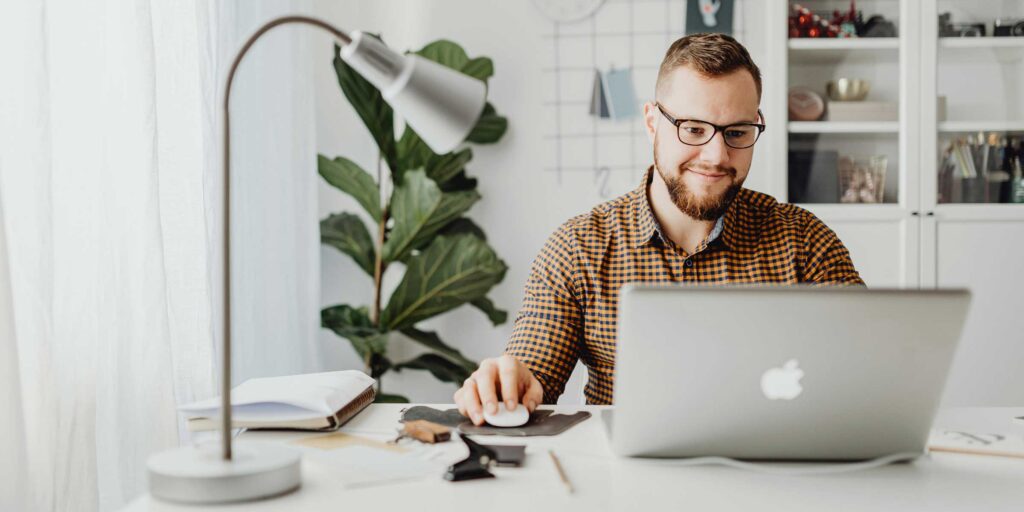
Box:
[400,406,591,437]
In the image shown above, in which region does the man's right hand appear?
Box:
[453,355,544,426]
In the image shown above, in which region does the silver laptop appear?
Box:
[605,284,971,460]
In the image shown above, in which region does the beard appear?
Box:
[653,140,743,222]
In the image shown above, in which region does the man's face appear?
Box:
[643,65,761,221]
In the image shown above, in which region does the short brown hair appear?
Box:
[656,33,762,100]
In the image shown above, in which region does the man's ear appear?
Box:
[642,101,658,144]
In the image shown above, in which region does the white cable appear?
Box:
[642,452,925,476]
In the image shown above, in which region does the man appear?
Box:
[454,33,863,425]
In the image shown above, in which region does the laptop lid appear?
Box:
[609,285,971,460]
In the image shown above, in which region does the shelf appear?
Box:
[939,38,1024,50]
[788,38,899,51]
[788,38,900,63]
[788,121,899,134]
[939,121,1024,133]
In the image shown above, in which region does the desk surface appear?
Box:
[125,404,1024,511]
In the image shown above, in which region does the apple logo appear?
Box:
[761,359,804,400]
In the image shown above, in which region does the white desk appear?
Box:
[124,405,1024,511]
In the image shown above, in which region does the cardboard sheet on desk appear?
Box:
[401,406,591,436]
[292,431,406,453]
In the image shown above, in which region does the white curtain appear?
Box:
[0,0,320,510]
[0,193,29,512]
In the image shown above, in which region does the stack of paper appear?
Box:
[928,429,1024,459]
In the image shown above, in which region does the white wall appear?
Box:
[311,0,770,403]
[220,0,325,388]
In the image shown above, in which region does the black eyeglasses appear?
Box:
[656,103,766,149]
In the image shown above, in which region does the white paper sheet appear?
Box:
[303,445,442,488]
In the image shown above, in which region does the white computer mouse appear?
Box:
[483,403,529,427]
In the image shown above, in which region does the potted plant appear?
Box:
[319,36,509,402]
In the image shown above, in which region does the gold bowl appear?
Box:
[826,79,870,101]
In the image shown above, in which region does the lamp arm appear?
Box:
[221,16,351,461]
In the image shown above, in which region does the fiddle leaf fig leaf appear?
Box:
[382,169,479,263]
[400,328,476,372]
[466,103,507,144]
[321,304,387,360]
[426,148,473,186]
[381,234,507,331]
[394,353,472,384]
[320,213,375,277]
[415,40,469,71]
[460,57,494,82]
[317,155,381,222]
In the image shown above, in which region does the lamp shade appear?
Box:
[340,31,486,154]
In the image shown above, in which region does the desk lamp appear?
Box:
[146,15,486,504]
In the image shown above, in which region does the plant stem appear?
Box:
[371,208,387,325]
[371,151,388,328]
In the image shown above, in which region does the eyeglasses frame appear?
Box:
[655,102,766,150]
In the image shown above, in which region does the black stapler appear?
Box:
[443,435,497,482]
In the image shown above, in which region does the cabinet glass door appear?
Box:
[786,0,902,205]
[934,1,1024,204]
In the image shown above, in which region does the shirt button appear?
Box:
[684,259,694,268]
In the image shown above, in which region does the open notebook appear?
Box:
[180,370,376,432]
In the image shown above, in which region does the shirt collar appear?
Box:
[632,165,729,249]
[632,167,661,247]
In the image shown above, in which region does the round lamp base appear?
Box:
[147,441,301,504]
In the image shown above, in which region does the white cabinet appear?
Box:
[764,0,1024,405]
[928,216,1024,405]
[921,1,1024,406]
